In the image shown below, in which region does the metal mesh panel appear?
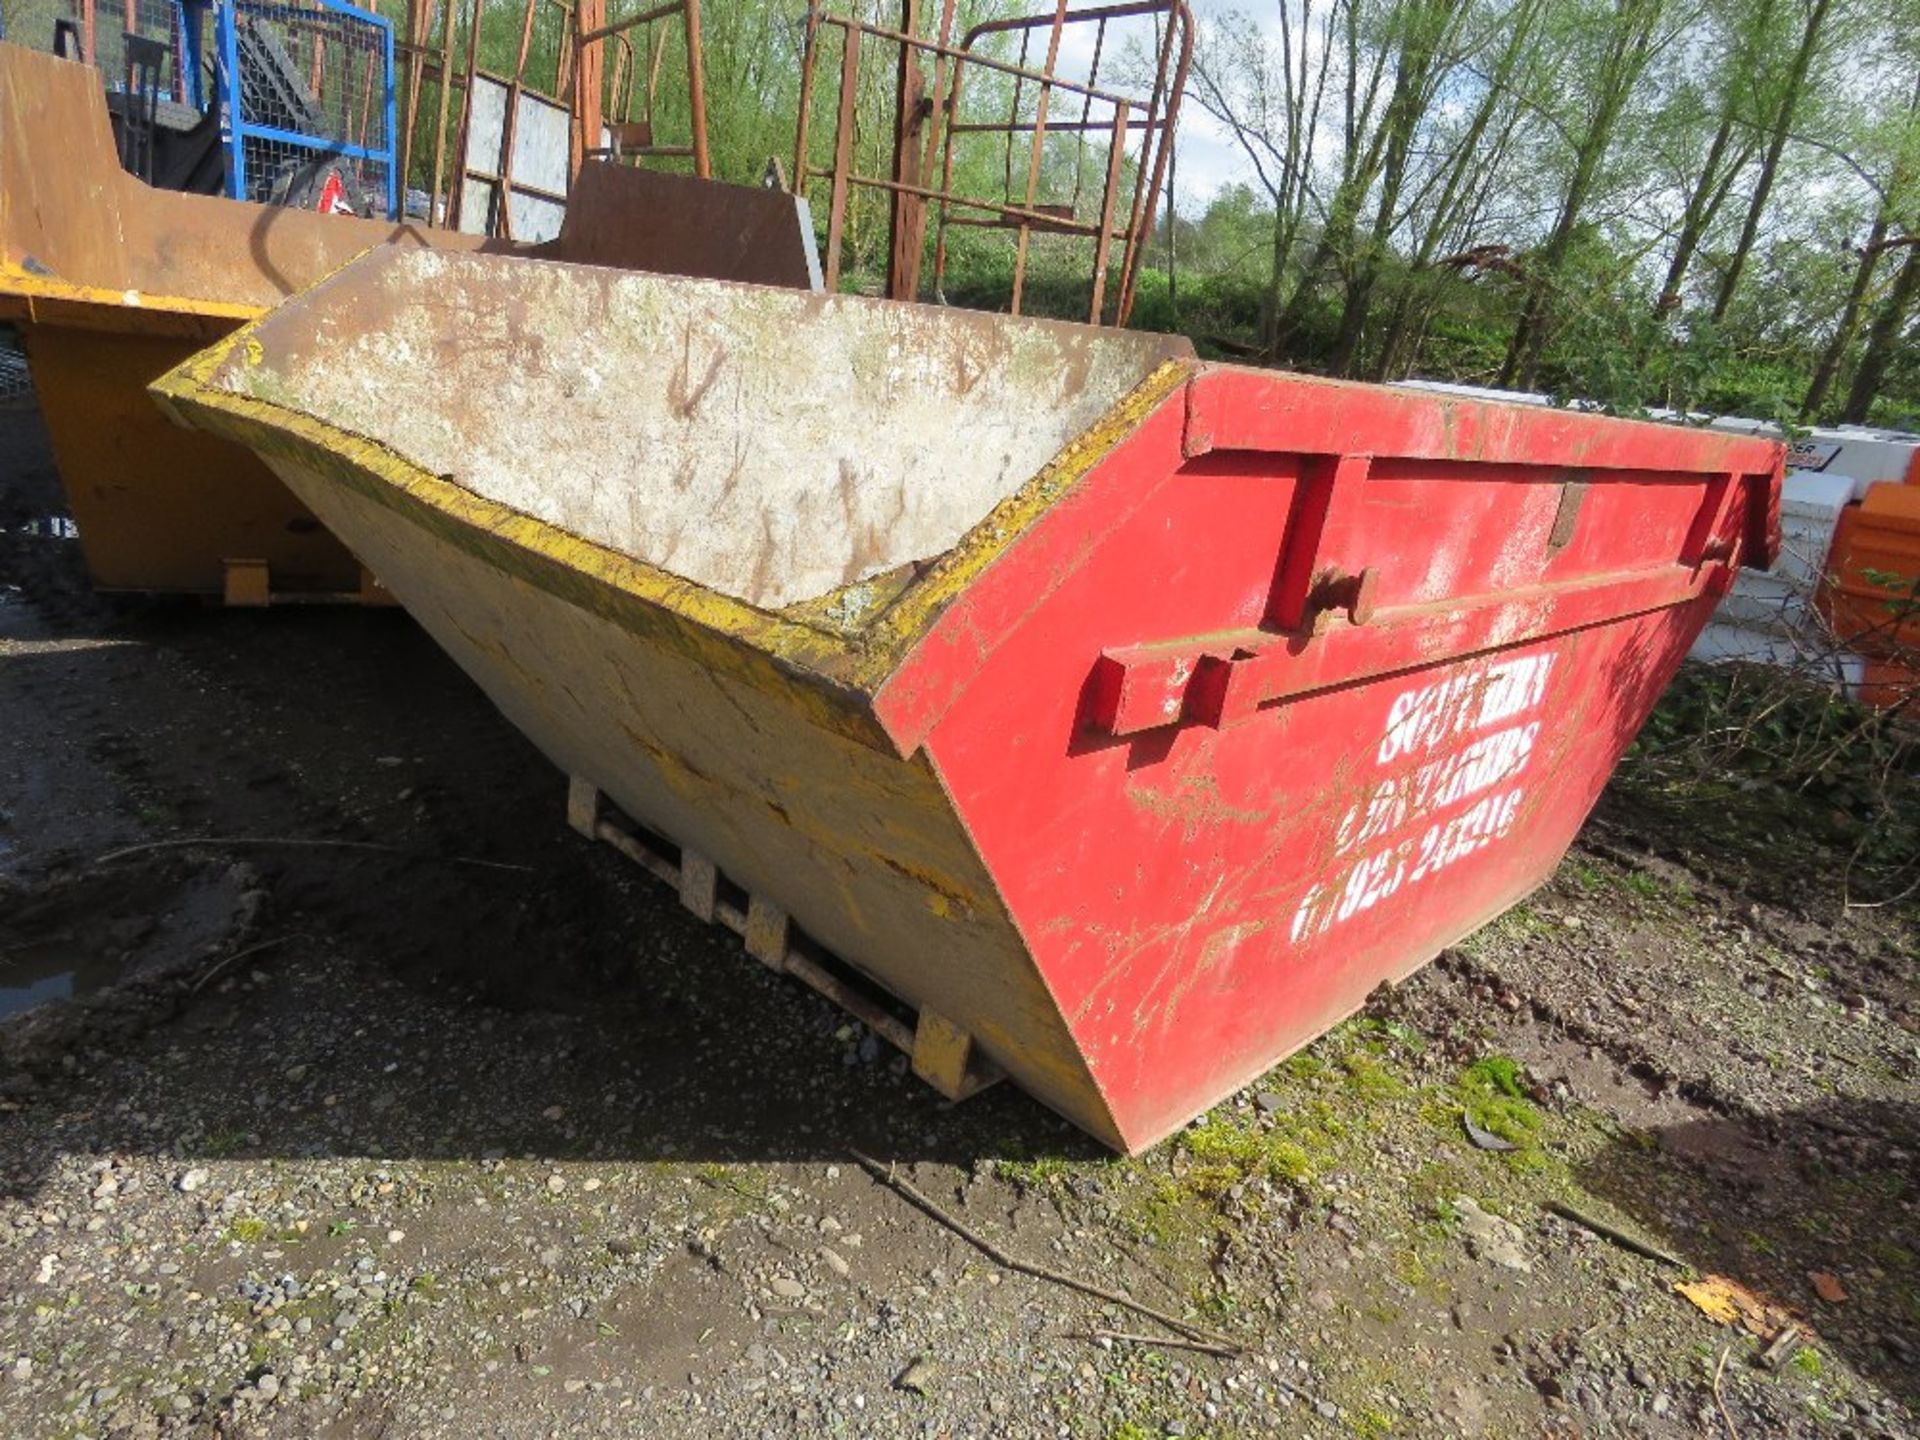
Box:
[226,0,394,215]
[0,0,78,54]
[0,0,193,96]
[0,331,32,407]
[99,0,189,96]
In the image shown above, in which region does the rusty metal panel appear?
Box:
[0,45,478,327]
[157,247,1782,1151]
[795,0,1191,325]
[0,48,458,592]
[527,162,822,292]
[0,41,482,594]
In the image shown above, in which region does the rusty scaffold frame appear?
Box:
[793,0,1190,326]
[572,0,709,174]
[394,0,708,240]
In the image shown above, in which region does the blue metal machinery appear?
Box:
[2,0,398,220]
[214,0,398,219]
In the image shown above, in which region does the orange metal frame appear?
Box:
[392,0,708,240]
[573,0,709,176]
[794,0,1190,325]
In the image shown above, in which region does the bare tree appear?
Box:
[1501,0,1673,389]
[1368,0,1544,377]
[1708,0,1838,321]
[1185,1,1340,348]
[1842,237,1920,422]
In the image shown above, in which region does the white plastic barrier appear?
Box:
[1687,469,1860,680]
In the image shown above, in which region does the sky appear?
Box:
[1039,0,1270,216]
[1165,0,1262,211]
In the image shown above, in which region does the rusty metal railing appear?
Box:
[792,0,1190,326]
[395,0,576,232]
[391,0,707,239]
[574,0,709,177]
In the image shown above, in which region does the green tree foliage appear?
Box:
[1166,0,1920,424]
[166,0,1918,424]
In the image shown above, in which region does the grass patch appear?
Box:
[1494,903,1557,938]
[1616,662,1920,899]
[1342,1053,1409,1101]
[1619,870,1664,900]
[1452,1056,1545,1163]
[1408,1161,1470,1216]
[1464,1056,1527,1098]
[1563,858,1604,890]
[693,1162,771,1209]
[995,1153,1071,1191]
[1181,1114,1316,1194]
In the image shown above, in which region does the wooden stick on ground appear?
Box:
[1758,1324,1803,1371]
[96,837,533,874]
[1084,1327,1242,1358]
[1713,1344,1741,1440]
[850,1151,1242,1353]
[189,934,308,995]
[1545,1199,1686,1268]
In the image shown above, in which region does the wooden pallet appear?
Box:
[221,560,396,608]
[567,777,1002,1102]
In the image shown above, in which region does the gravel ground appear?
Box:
[1,399,1915,1439]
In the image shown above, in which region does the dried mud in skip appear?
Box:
[0,401,1915,1440]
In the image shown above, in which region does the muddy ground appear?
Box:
[0,394,1915,1440]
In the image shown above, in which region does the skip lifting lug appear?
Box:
[1303,566,1379,632]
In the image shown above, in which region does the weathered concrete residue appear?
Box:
[203,248,1188,609]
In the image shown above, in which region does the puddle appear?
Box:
[0,862,256,1027]
[0,937,121,1019]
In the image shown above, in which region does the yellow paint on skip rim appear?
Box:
[153,314,1193,758]
[0,263,263,333]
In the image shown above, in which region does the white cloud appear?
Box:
[1174,0,1277,209]
[1167,105,1252,213]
